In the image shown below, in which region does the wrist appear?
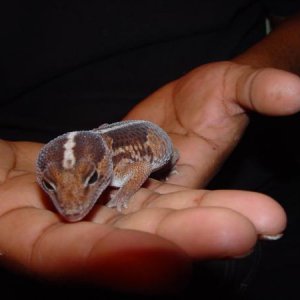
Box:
[232,12,300,75]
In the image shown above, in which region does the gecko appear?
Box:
[36,120,178,222]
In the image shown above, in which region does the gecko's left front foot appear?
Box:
[106,195,129,212]
[106,161,152,212]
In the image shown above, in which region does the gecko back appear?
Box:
[95,120,176,171]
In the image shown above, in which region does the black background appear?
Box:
[1,1,300,298]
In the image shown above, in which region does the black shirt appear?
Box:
[0,0,299,141]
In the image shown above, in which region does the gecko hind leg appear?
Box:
[106,161,152,212]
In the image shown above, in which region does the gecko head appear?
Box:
[36,131,113,222]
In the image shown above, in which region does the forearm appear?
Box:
[234,12,300,75]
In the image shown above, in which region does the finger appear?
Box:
[112,206,257,259]
[0,140,42,182]
[232,65,300,115]
[0,140,15,183]
[145,178,189,193]
[10,141,43,172]
[0,174,49,215]
[0,207,190,294]
[137,187,286,237]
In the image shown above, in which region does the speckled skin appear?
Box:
[36,120,177,222]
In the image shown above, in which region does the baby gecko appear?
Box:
[36,120,178,222]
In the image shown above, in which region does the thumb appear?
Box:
[233,66,300,115]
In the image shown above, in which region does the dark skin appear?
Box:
[0,11,300,294]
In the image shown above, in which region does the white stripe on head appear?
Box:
[63,132,77,169]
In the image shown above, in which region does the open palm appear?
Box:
[1,61,299,294]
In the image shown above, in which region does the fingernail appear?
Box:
[260,233,284,241]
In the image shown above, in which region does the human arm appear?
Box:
[234,12,300,74]
[126,11,300,188]
[126,62,300,188]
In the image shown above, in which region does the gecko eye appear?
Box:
[42,179,56,192]
[87,170,99,185]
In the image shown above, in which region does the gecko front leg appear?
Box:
[107,161,152,211]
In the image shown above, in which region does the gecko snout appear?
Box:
[62,210,87,222]
[54,195,94,222]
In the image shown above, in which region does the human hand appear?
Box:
[126,61,300,187]
[0,139,286,294]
